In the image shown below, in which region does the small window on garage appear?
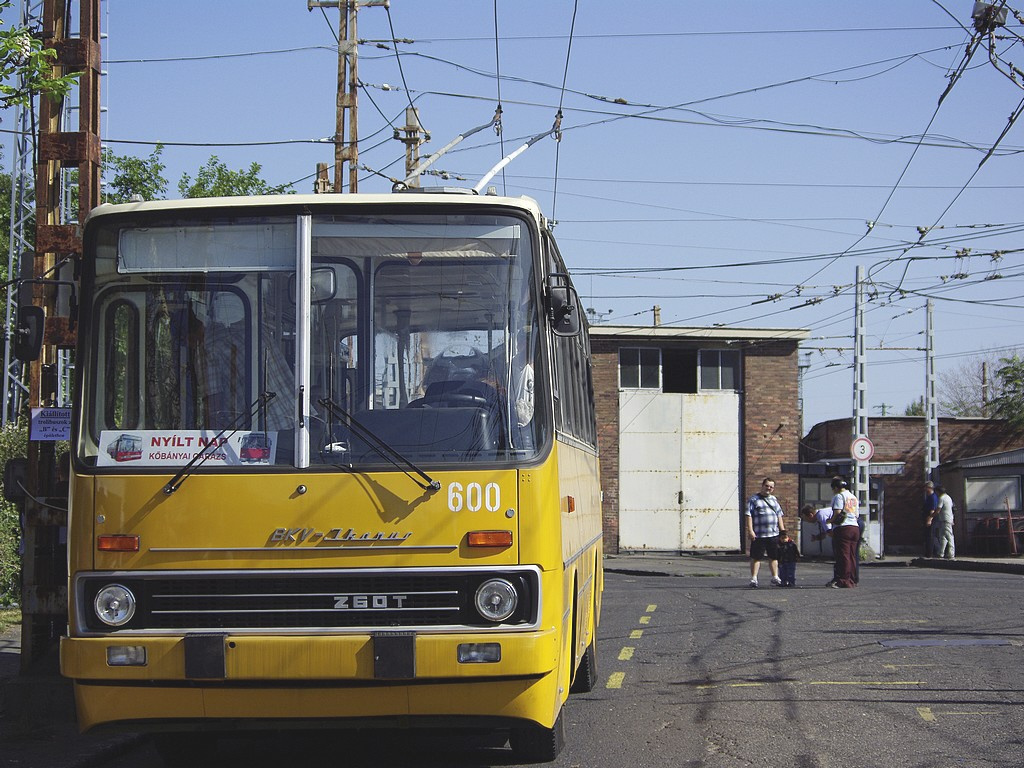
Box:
[619,347,660,389]
[662,348,697,393]
[700,349,740,391]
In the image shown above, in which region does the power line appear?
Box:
[491,0,506,193]
[383,5,418,119]
[105,45,336,64]
[789,23,978,294]
[396,85,1024,156]
[551,0,580,222]
[413,26,964,43]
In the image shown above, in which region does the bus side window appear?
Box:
[104,299,139,429]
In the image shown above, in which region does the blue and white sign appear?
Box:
[30,408,72,441]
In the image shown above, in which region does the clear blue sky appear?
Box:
[6,0,1024,436]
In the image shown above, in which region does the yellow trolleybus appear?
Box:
[60,189,602,762]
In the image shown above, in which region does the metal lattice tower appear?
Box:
[924,300,940,479]
[852,266,870,544]
[2,0,47,427]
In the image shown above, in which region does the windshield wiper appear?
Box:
[163,391,277,495]
[318,397,441,492]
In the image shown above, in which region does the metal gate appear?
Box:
[618,390,740,551]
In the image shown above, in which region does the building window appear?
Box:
[700,349,740,391]
[663,348,697,393]
[619,348,660,389]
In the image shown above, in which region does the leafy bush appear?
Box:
[0,422,28,606]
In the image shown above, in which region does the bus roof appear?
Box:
[84,190,547,227]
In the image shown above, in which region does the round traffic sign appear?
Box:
[851,436,874,461]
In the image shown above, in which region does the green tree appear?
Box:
[991,355,1024,428]
[0,422,27,605]
[178,156,292,198]
[102,144,168,204]
[0,1,78,109]
[937,350,1014,417]
[903,396,925,416]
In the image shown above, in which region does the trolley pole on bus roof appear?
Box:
[308,0,388,193]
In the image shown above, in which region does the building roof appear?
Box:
[589,325,809,342]
[942,447,1024,470]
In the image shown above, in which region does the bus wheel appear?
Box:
[509,712,565,763]
[570,640,597,694]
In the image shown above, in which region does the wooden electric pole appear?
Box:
[21,0,102,669]
[308,0,388,193]
[396,106,428,186]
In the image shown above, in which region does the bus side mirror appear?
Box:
[289,267,337,305]
[546,274,581,337]
[14,305,45,362]
[3,457,28,503]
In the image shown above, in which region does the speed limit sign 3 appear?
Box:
[851,436,874,461]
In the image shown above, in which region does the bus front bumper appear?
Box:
[61,629,562,731]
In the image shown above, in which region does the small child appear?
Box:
[777,530,799,587]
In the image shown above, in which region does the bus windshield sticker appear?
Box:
[97,430,278,467]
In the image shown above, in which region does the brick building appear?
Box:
[938,448,1024,555]
[590,325,808,554]
[800,416,1024,554]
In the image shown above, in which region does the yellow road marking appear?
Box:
[607,672,625,689]
[618,647,635,661]
[918,707,995,721]
[696,681,924,690]
[838,619,928,624]
[882,664,935,670]
[646,604,657,612]
[639,615,651,625]
[630,629,643,639]
[808,681,925,686]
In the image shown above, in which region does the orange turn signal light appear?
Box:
[467,530,513,548]
[97,534,140,552]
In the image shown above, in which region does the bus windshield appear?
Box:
[80,210,546,469]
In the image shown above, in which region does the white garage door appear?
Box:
[619,390,740,551]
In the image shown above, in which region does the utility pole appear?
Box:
[19,0,102,670]
[308,0,388,193]
[313,162,331,193]
[924,300,940,480]
[852,266,871,550]
[395,106,428,186]
[981,361,990,412]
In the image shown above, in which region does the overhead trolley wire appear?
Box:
[882,29,1024,296]
[384,5,419,119]
[492,0,506,192]
[551,0,580,225]
[786,20,981,302]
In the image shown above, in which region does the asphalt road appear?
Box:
[102,559,1024,768]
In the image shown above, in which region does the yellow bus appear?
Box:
[60,190,603,762]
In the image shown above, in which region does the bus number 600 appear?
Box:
[447,482,501,513]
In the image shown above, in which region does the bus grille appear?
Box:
[76,568,538,634]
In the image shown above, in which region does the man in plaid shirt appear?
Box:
[744,477,787,588]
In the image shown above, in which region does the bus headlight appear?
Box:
[94,584,136,627]
[474,579,518,622]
